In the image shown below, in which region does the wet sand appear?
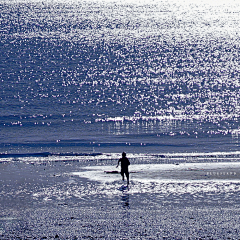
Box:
[1,159,240,239]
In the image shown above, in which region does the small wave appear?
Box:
[0,152,51,159]
[95,113,239,123]
[0,152,103,159]
[159,151,240,159]
[1,151,240,164]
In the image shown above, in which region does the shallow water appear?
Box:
[2,158,240,208]
[1,158,240,239]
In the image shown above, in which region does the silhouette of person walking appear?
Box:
[116,152,130,185]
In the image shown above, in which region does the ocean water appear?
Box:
[1,0,240,160]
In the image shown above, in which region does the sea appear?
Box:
[1,0,240,163]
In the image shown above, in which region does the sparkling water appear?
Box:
[1,0,240,157]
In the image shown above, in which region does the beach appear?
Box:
[1,157,240,239]
[1,0,240,238]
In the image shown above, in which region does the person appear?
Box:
[116,152,130,185]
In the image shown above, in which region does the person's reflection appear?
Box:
[121,193,130,208]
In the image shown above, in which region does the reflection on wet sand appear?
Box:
[121,193,130,208]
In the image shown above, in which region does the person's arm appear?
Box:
[116,159,121,168]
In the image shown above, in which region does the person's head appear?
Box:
[122,152,126,157]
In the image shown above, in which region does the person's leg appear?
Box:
[121,171,124,181]
[125,171,129,185]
